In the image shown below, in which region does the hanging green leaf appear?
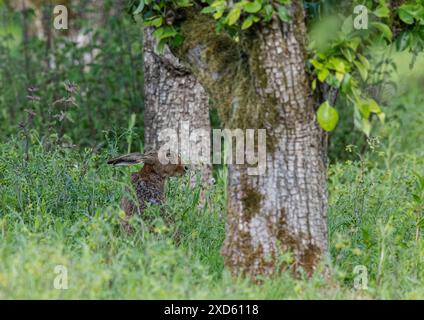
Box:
[317,101,339,132]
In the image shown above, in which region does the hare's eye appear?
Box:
[184,165,189,171]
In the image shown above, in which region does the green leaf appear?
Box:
[371,22,393,41]
[399,9,414,24]
[335,72,344,83]
[357,99,370,119]
[317,68,329,82]
[211,0,225,8]
[152,27,163,39]
[347,37,361,51]
[368,99,381,113]
[317,101,339,132]
[153,26,177,42]
[227,6,241,25]
[175,0,192,7]
[263,4,273,22]
[396,31,411,51]
[398,5,416,24]
[341,48,354,62]
[325,73,341,88]
[244,1,262,14]
[241,15,255,30]
[356,98,382,120]
[327,57,348,73]
[353,60,368,80]
[361,118,372,137]
[213,10,224,19]
[201,6,216,14]
[357,54,370,70]
[341,73,352,94]
[277,6,290,22]
[310,59,324,70]
[374,5,390,18]
[156,39,166,53]
[367,99,385,123]
[144,16,163,27]
[159,27,177,40]
[171,34,184,47]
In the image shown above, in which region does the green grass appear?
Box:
[0,51,423,299]
[0,87,423,299]
[0,121,423,299]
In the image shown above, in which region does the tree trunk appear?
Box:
[174,2,328,278]
[223,18,328,277]
[143,28,213,186]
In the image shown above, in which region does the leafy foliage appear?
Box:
[309,0,424,134]
[0,1,143,150]
[131,0,424,135]
[131,0,291,49]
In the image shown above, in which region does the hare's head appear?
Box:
[107,150,188,178]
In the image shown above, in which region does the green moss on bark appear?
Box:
[175,13,280,152]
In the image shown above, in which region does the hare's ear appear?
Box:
[107,153,144,166]
[139,150,158,165]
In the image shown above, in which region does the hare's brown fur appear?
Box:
[108,150,186,232]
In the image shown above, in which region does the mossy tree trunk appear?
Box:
[174,2,328,277]
[143,28,213,185]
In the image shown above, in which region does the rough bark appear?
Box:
[143,28,213,186]
[225,17,327,277]
[175,2,328,278]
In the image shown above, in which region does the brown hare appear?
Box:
[107,150,187,232]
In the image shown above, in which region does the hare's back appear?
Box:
[132,175,165,206]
